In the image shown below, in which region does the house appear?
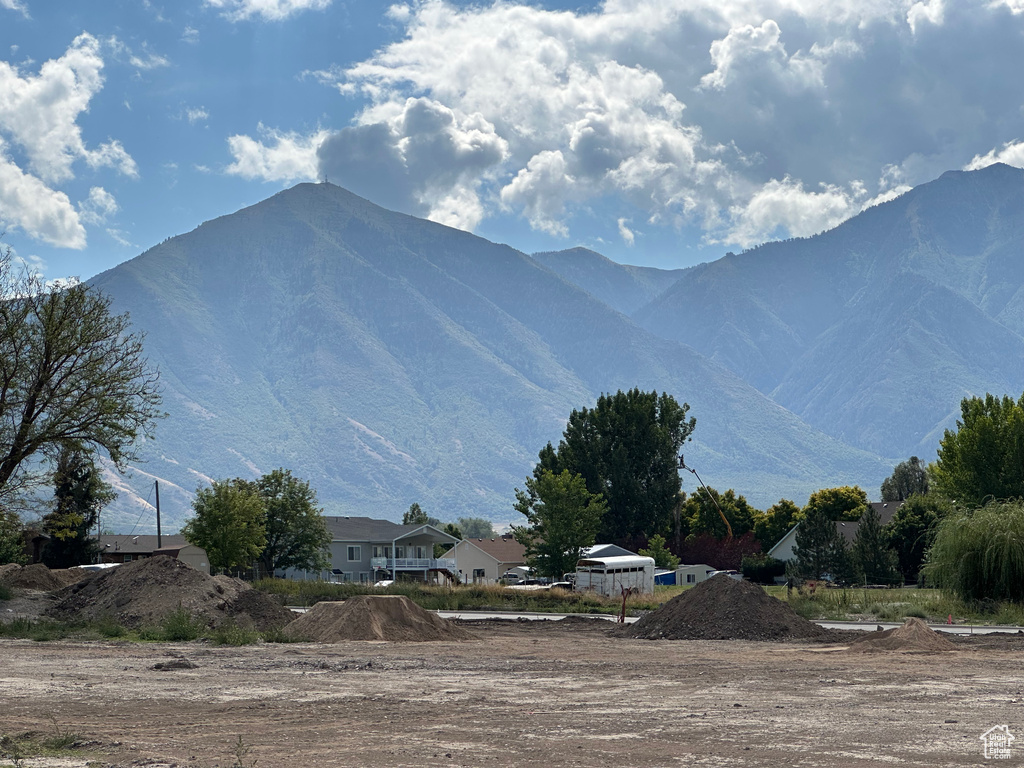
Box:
[97,534,210,574]
[281,516,460,584]
[675,563,716,585]
[440,534,527,584]
[768,502,904,562]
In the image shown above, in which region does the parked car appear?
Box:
[707,569,743,581]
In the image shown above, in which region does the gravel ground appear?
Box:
[2,618,1023,767]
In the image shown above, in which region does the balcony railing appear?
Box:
[371,557,455,571]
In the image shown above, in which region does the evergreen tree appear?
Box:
[849,505,900,585]
[41,446,114,568]
[790,503,847,581]
[403,503,428,525]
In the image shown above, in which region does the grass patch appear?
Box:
[1,716,85,767]
[0,583,12,602]
[210,621,261,646]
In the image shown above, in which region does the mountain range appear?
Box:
[89,163,1024,532]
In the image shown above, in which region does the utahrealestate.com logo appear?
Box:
[981,725,1015,760]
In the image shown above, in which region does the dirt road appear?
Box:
[2,619,1022,767]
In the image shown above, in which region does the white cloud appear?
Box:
[226,124,329,183]
[107,37,170,72]
[205,0,331,22]
[0,140,86,248]
[77,186,118,225]
[185,106,209,124]
[617,218,636,246]
[182,26,200,44]
[700,19,826,92]
[907,0,945,32]
[0,33,137,184]
[500,151,574,237]
[964,140,1024,170]
[1,0,28,17]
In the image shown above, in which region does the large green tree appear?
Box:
[931,393,1024,506]
[182,479,266,575]
[513,469,606,579]
[683,487,758,540]
[803,486,868,523]
[885,494,952,583]
[457,517,495,539]
[41,446,115,568]
[0,246,161,510]
[403,503,428,525]
[848,505,900,585]
[790,503,847,581]
[753,499,802,552]
[880,456,929,502]
[535,389,695,544]
[247,469,330,575]
[0,507,25,565]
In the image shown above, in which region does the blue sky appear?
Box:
[3,0,1024,281]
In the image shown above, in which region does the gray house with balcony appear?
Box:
[281,516,460,584]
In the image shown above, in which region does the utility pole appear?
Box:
[155,480,162,549]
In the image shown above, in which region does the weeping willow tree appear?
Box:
[923,499,1024,602]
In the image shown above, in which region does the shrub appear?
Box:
[159,606,205,642]
[210,621,260,646]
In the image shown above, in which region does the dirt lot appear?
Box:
[2,619,1023,767]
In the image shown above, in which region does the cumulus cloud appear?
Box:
[964,140,1024,170]
[617,218,636,246]
[1,0,28,17]
[226,124,328,183]
[296,1,1024,248]
[77,186,118,226]
[185,106,209,124]
[0,140,86,248]
[205,0,331,22]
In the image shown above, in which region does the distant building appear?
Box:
[440,534,527,584]
[97,534,210,574]
[767,502,904,562]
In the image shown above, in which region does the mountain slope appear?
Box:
[634,163,1024,458]
[531,247,689,315]
[91,183,888,530]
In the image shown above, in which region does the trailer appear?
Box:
[575,555,655,596]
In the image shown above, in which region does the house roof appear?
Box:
[322,516,458,544]
[583,543,638,559]
[460,535,527,565]
[98,534,188,554]
[768,501,906,557]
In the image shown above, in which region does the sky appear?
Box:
[2,0,1024,281]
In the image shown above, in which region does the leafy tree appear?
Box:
[513,469,606,580]
[885,494,951,583]
[880,456,929,502]
[924,499,1024,601]
[931,393,1024,506]
[848,505,900,585]
[41,446,115,568]
[741,553,786,584]
[639,534,680,569]
[683,487,757,539]
[182,479,266,575]
[790,502,847,581]
[753,499,802,552]
[0,507,26,565]
[403,503,428,525]
[248,469,330,575]
[536,389,695,544]
[0,245,162,510]
[434,522,462,558]
[803,486,868,523]
[457,517,495,539]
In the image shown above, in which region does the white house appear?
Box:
[675,563,716,585]
[440,534,527,584]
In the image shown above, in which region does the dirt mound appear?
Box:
[0,563,67,591]
[46,555,294,631]
[848,617,956,653]
[622,574,832,642]
[286,595,477,642]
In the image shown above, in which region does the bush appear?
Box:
[0,583,11,601]
[741,554,786,584]
[159,606,205,641]
[924,499,1024,601]
[210,621,260,646]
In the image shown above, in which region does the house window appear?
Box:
[359,572,370,584]
[473,568,486,582]
[687,573,696,583]
[415,546,426,559]
[124,554,133,562]
[372,545,391,558]
[395,546,405,558]
[347,546,361,561]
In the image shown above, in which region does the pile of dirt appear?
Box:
[286,595,477,642]
[46,555,294,631]
[622,574,833,642]
[0,563,96,591]
[848,617,956,653]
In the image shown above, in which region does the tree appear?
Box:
[924,499,1024,601]
[403,503,428,525]
[931,393,1024,506]
[457,517,495,539]
[638,533,679,569]
[513,469,606,580]
[885,494,951,583]
[0,507,26,565]
[248,469,330,575]
[880,456,929,502]
[678,531,761,571]
[182,479,266,575]
[0,246,162,510]
[803,486,868,523]
[41,445,115,568]
[848,505,900,585]
[753,499,802,552]
[536,389,695,544]
[683,487,757,540]
[790,502,847,581]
